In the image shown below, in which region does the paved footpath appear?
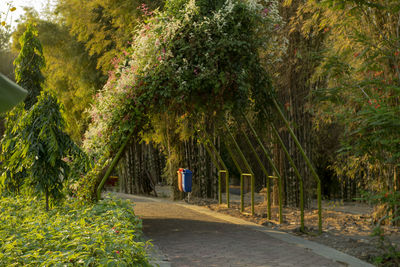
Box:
[109,193,373,267]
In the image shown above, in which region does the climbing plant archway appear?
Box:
[80,0,323,234]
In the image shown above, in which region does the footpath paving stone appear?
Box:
[117,194,345,267]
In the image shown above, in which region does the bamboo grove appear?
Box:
[1,0,400,234]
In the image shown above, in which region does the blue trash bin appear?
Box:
[182,169,192,193]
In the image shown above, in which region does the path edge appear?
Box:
[177,203,374,267]
[108,192,374,267]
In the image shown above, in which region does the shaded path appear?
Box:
[110,193,372,267]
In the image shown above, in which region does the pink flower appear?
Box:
[262,8,269,16]
[116,250,120,254]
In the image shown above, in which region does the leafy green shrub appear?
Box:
[0,196,151,266]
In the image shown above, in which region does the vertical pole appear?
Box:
[240,173,244,213]
[251,174,255,215]
[218,171,222,204]
[242,114,282,223]
[271,98,322,234]
[267,177,271,220]
[270,123,305,232]
[224,140,243,211]
[204,143,222,204]
[241,128,271,219]
[205,136,230,208]
[226,171,230,208]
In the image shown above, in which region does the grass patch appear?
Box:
[0,196,151,266]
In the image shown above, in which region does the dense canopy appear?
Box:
[83,0,282,157]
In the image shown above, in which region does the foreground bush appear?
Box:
[0,196,151,266]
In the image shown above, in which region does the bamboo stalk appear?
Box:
[271,98,322,234]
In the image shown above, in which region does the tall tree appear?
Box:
[14,24,45,110]
[17,91,76,210]
[12,12,105,141]
[56,0,164,73]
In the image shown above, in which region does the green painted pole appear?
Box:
[241,128,270,183]
[204,136,230,208]
[218,171,222,204]
[204,142,222,170]
[240,128,272,218]
[224,124,255,216]
[270,123,304,232]
[220,170,229,208]
[242,114,282,223]
[209,142,230,207]
[204,134,229,171]
[96,131,134,201]
[224,139,244,211]
[271,98,322,234]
